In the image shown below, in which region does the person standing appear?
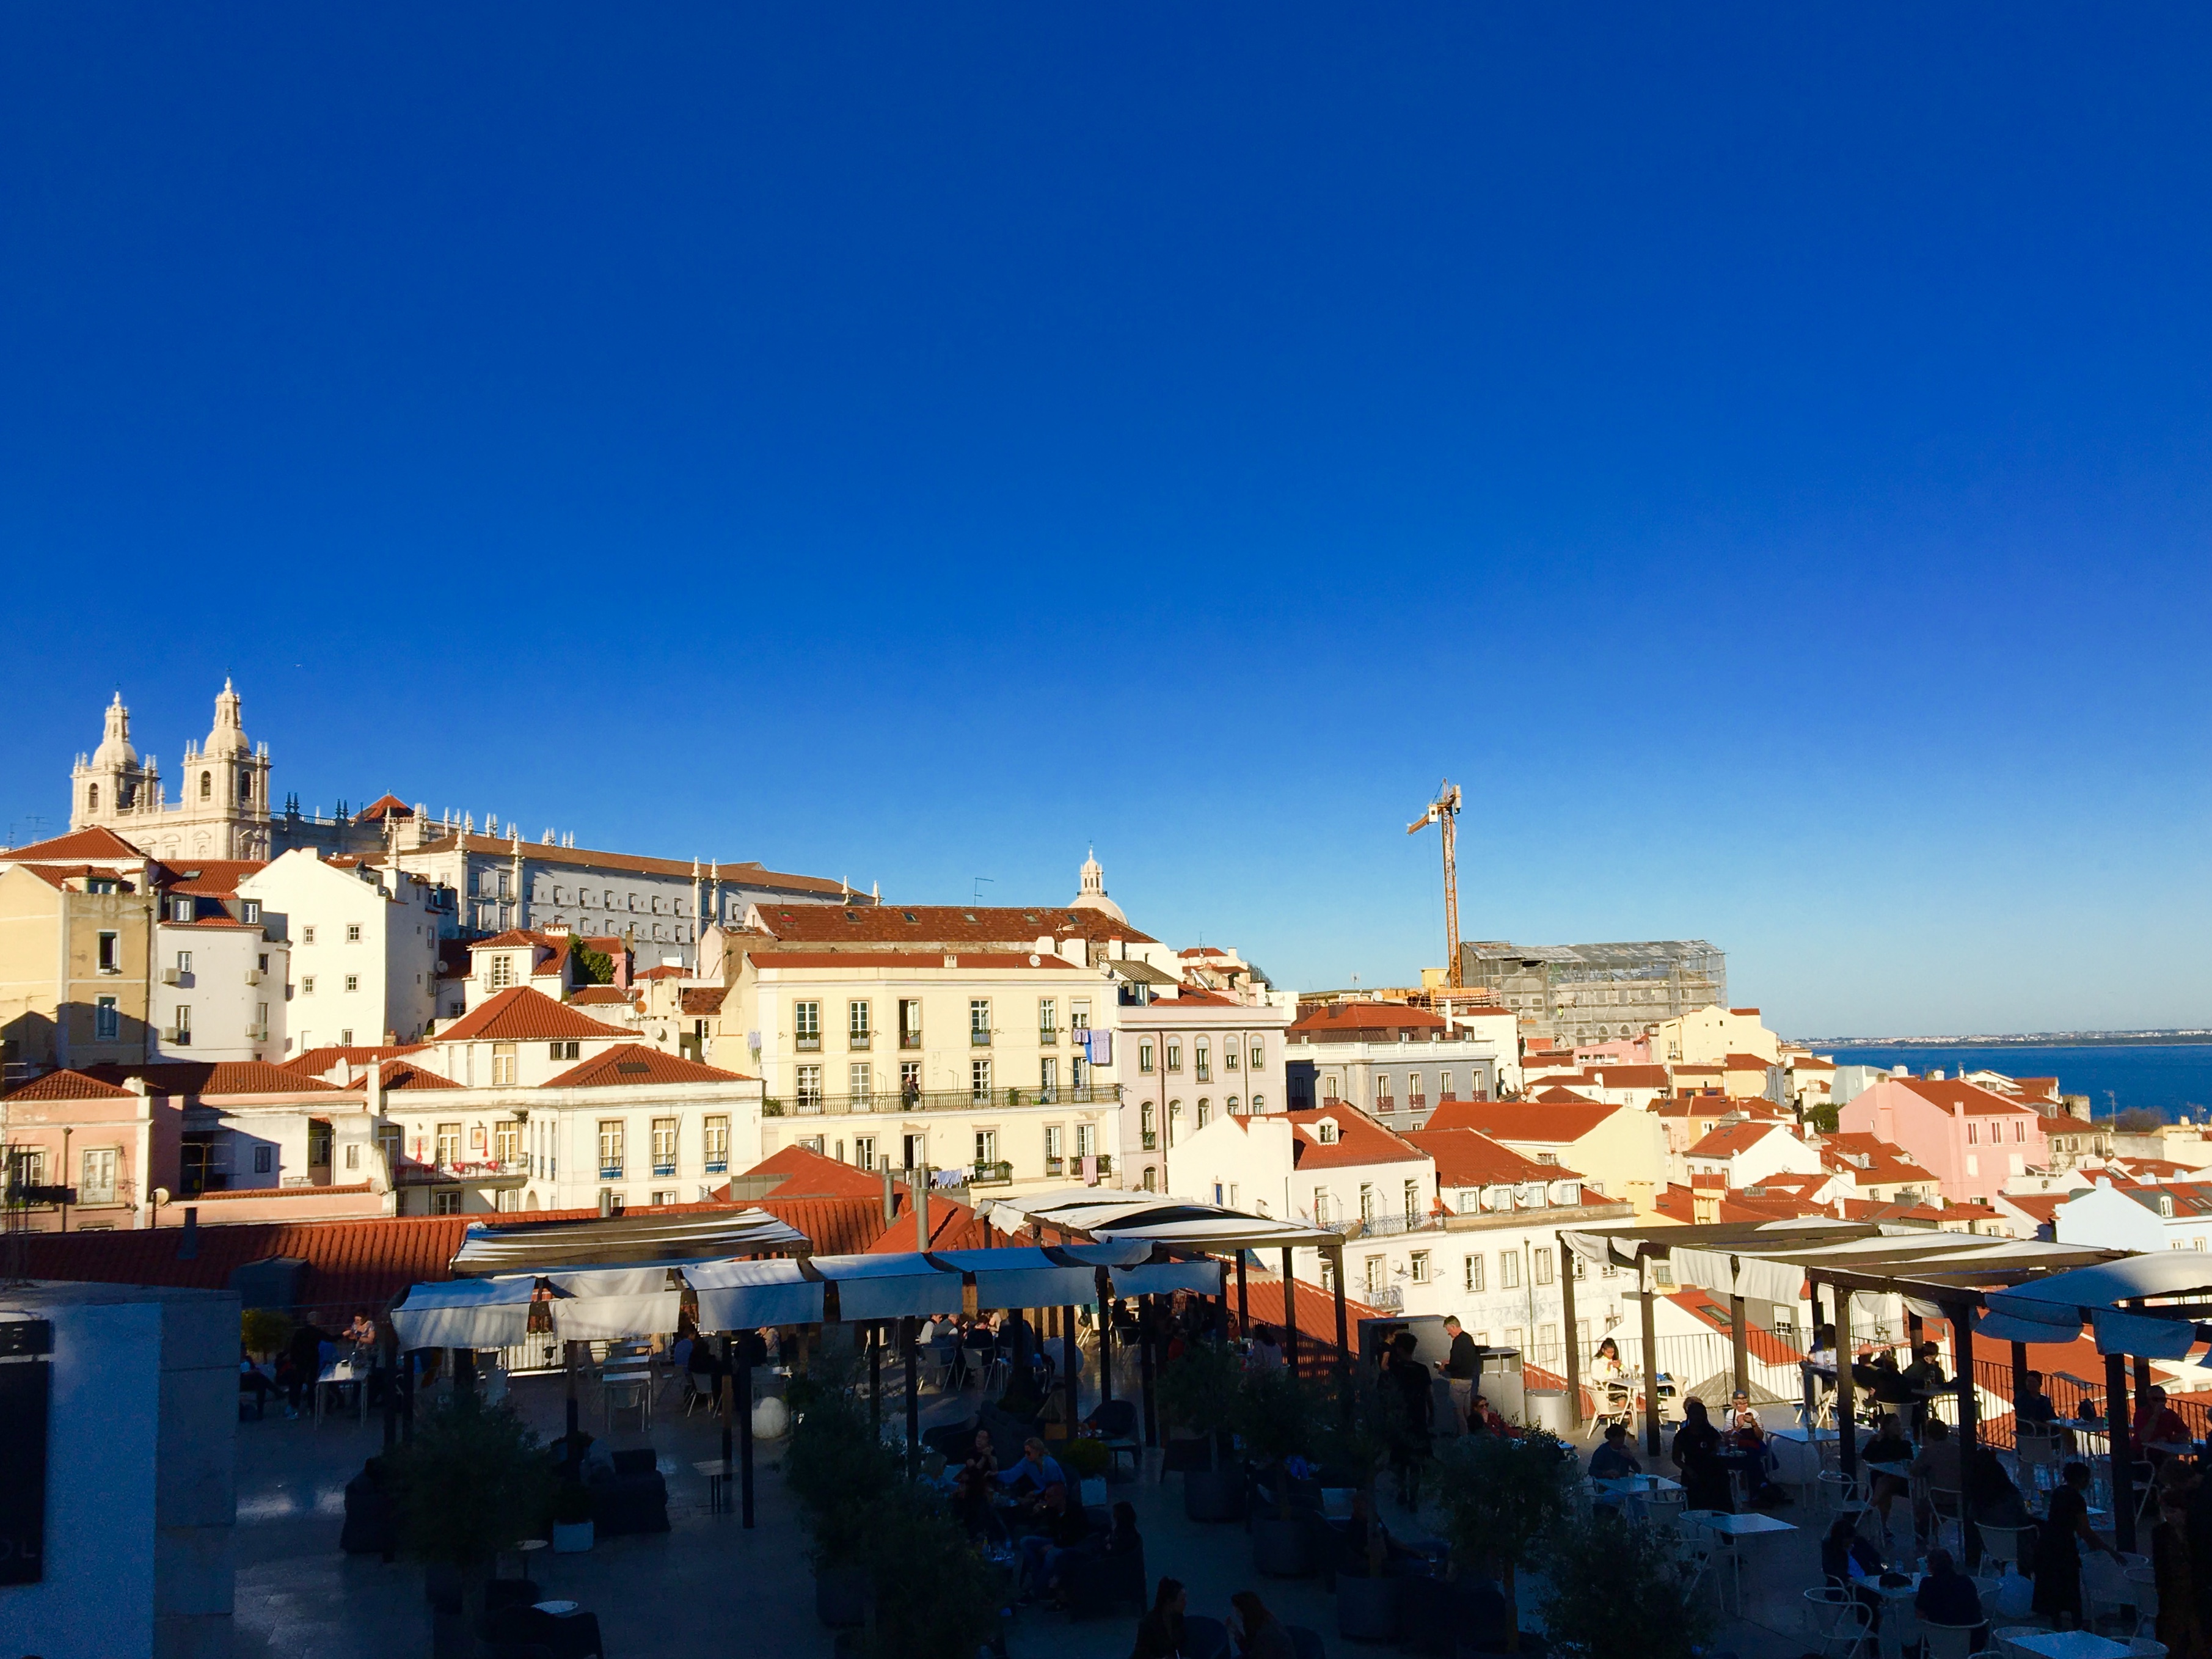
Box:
[1385,1330,1434,1506]
[1442,1316,1480,1430]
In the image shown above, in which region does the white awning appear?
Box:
[391,1277,538,1350]
[688,1258,824,1330]
[1003,1191,1343,1252]
[448,1207,809,1275]
[927,1247,1100,1310]
[812,1253,965,1321]
[1113,1258,1226,1297]
[546,1266,681,1342]
[1987,1255,2212,1319]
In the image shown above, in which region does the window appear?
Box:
[1045,1125,1064,1164]
[704,1115,730,1173]
[1439,1070,1453,1099]
[849,1062,872,1103]
[1464,1254,1484,1292]
[1966,1121,1977,1146]
[433,1122,461,1166]
[1225,1040,1239,1071]
[1167,1100,1181,1145]
[493,1120,520,1165]
[1039,1056,1057,1095]
[1252,1094,1265,1113]
[491,1043,517,1085]
[549,1040,579,1060]
[1227,1095,1240,1114]
[1410,1250,1431,1284]
[899,999,922,1046]
[902,1131,927,1169]
[303,925,317,946]
[1250,1041,1264,1070]
[174,949,194,974]
[1195,1040,1210,1082]
[1364,1256,1386,1296]
[969,999,991,1043]
[79,1148,118,1205]
[1142,1165,1158,1192]
[1321,1076,1338,1103]
[597,1120,625,1178]
[1197,1099,1211,1129]
[1140,1103,1156,1148]
[346,923,362,943]
[1500,1252,1521,1289]
[1403,1179,1420,1220]
[97,931,119,973]
[794,1001,821,1049]
[343,974,359,993]
[170,897,193,924]
[95,996,119,1040]
[340,1028,354,1045]
[796,1065,823,1106]
[1505,1325,1524,1354]
[489,954,514,990]
[1534,1247,1555,1286]
[1359,1182,1375,1222]
[1316,1120,1338,1145]
[974,1129,998,1167]
[1038,998,1056,1038]
[853,1135,875,1172]
[1313,1189,1332,1224]
[1407,1072,1423,1103]
[971,1059,991,1101]
[200,769,212,801]
[1071,998,1090,1030]
[848,1000,871,1043]
[652,1117,677,1176]
[1374,1073,1395,1109]
[1076,1123,1096,1156]
[1139,1040,1155,1074]
[244,902,261,926]
[172,1005,191,1043]
[1166,1040,1182,1072]
[900,1060,921,1099]
[432,1189,462,1216]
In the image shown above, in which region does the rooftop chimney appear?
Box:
[881,1166,897,1227]
[915,1164,932,1251]
[599,1189,614,1219]
[178,1206,199,1260]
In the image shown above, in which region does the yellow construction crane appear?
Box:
[1406,779,1464,988]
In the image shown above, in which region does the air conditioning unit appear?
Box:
[244,968,261,986]
[159,968,182,986]
[162,1029,191,1046]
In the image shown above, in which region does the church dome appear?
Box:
[91,692,138,768]
[1071,848,1126,922]
[203,677,251,757]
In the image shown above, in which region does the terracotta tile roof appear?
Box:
[1530,1087,1601,1106]
[1402,1128,1573,1186]
[400,833,847,895]
[751,1194,897,1255]
[82,1060,337,1096]
[1724,1053,1772,1071]
[731,1143,894,1200]
[1424,1099,1619,1143]
[635,965,685,982]
[679,987,727,1015]
[1685,1120,1793,1159]
[1650,1182,1797,1225]
[1285,1104,1426,1169]
[1181,947,1228,958]
[1897,1077,2042,1117]
[472,928,569,954]
[1167,986,1239,1005]
[1819,1132,1936,1186]
[345,1059,464,1092]
[1290,1002,1446,1037]
[0,826,147,864]
[748,950,1082,971]
[568,986,636,1007]
[152,860,267,896]
[2,1068,134,1101]
[864,1193,997,1253]
[1231,1268,1384,1376]
[752,903,1157,948]
[354,795,414,822]
[541,1043,751,1088]
[433,986,630,1043]
[1666,1289,1806,1365]
[1582,1064,1670,1087]
[12,863,141,891]
[1791,1056,1838,1071]
[283,1044,429,1079]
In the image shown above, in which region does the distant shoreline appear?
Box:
[1794,1032,2212,1050]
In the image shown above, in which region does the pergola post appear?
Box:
[1064,1299,1080,1432]
[870,1322,883,1439]
[1729,1289,1751,1402]
[2010,1340,2029,1442]
[1281,1247,1300,1377]
[1139,1295,1158,1448]
[1639,1255,1662,1458]
[1096,1271,1115,1406]
[1954,1302,1980,1567]
[1836,1288,1857,1477]
[1560,1230,1583,1432]
[2107,1347,2136,1551]
[903,1315,920,1482]
[1236,1250,1250,1339]
[737,1336,755,1528]
[1332,1245,1351,1426]
[1800,1274,1819,1432]
[381,1324,399,1452]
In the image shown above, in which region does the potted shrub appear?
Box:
[784,1381,902,1627]
[240,1307,293,1363]
[1538,1508,1710,1659]
[550,1481,594,1553]
[1432,1431,1575,1656]
[386,1395,553,1659]
[1233,1368,1327,1576]
[1156,1343,1243,1520]
[1059,1432,1111,1506]
[852,1483,1001,1659]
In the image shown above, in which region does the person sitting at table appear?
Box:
[1244,1324,1284,1376]
[1911,1417,1965,1542]
[2017,1369,2059,1431]
[2033,1460,2122,1628]
[1000,1435,1073,1592]
[1915,1547,1987,1641]
[1590,1335,1626,1384]
[1130,1577,1186,1659]
[1902,1342,1949,1434]
[1469,1391,1517,1440]
[1672,1397,1734,1513]
[1965,1442,2033,1528]
[2137,1385,2194,1458]
[239,1349,277,1413]
[954,1428,1002,1541]
[1342,1490,1428,1577]
[1822,1512,1889,1619]
[1861,1413,1915,1525]
[1589,1422,1643,1482]
[1043,1498,1136,1606]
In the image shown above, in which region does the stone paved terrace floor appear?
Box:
[231,1370,1834,1659]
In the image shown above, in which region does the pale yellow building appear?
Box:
[1649,1004,1781,1066]
[0,862,158,1078]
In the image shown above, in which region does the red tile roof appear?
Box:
[1285,1104,1426,1168]
[433,986,630,1043]
[284,1044,428,1079]
[731,1143,895,1200]
[397,833,847,895]
[1402,1128,1573,1186]
[541,1043,751,1088]
[1582,1064,1670,1088]
[1425,1099,1619,1143]
[1230,1269,1384,1376]
[83,1060,337,1096]
[1897,1077,2042,1117]
[12,863,142,891]
[153,860,268,896]
[346,1059,464,1092]
[354,795,414,822]
[1819,1132,1937,1186]
[753,903,1156,948]
[635,966,685,982]
[752,1194,899,1255]
[1530,1087,1601,1106]
[865,1193,998,1253]
[679,987,727,1015]
[2,1068,136,1101]
[1666,1289,1807,1365]
[568,986,636,1007]
[1290,1002,1446,1037]
[1724,1052,1771,1071]
[748,950,1082,971]
[0,825,146,863]
[1686,1120,1794,1159]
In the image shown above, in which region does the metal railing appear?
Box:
[392,1157,528,1189]
[969,1161,1014,1187]
[764,1084,1122,1117]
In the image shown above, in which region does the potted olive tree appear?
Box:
[851,1483,1002,1659]
[1234,1368,1327,1577]
[1156,1343,1244,1520]
[387,1395,553,1659]
[1538,1508,1710,1659]
[784,1382,902,1627]
[1433,1430,1575,1656]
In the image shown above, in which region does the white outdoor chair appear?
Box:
[2126,1562,2161,1624]
[1645,1487,1686,1530]
[1803,1586,1874,1659]
[1920,1622,1981,1659]
[2085,1553,2142,1636]
[2015,1431,2063,1492]
[1977,1522,2038,1575]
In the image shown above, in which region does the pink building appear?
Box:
[1836,1075,2049,1203]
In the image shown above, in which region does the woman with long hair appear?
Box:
[1129,1578,1185,1659]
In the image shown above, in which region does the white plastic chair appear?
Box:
[1977,1522,2038,1575]
[1921,1622,1981,1659]
[1803,1586,1874,1659]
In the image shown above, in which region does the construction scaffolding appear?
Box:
[1458,939,1728,1046]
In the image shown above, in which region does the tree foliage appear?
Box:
[569,939,618,985]
[387,1395,554,1569]
[1539,1509,1712,1659]
[1433,1430,1577,1649]
[783,1379,902,1569]
[854,1484,1002,1659]
[240,1307,293,1360]
[1155,1341,1243,1437]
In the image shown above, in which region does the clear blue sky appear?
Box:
[4,7,2209,1037]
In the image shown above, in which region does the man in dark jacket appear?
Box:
[1442,1316,1481,1431]
[1914,1549,1985,1640]
[1386,1331,1434,1507]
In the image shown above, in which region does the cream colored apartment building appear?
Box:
[0,862,159,1079]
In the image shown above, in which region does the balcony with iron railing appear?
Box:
[969,1160,1014,1187]
[392,1156,529,1190]
[764,1084,1122,1117]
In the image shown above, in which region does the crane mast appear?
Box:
[1406,779,1464,988]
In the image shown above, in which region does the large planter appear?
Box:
[816,1564,870,1628]
[1184,1467,1244,1523]
[1337,1572,1401,1642]
[552,1520,594,1554]
[1252,1514,1315,1578]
